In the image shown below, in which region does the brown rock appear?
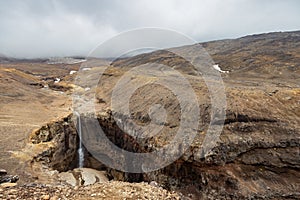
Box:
[0,182,17,188]
[0,169,7,175]
[41,194,50,200]
[0,30,299,199]
[50,196,58,200]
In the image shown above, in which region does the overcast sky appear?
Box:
[0,0,299,58]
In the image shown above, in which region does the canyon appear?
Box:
[0,31,299,199]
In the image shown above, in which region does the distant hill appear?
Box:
[112,30,300,84]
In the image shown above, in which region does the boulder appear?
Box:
[0,175,19,184]
[0,169,7,175]
[58,168,108,186]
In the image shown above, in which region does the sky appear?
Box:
[0,0,299,58]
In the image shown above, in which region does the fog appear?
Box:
[0,0,299,58]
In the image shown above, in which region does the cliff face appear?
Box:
[0,63,74,184]
[90,31,300,199]
[91,74,299,199]
[0,31,299,199]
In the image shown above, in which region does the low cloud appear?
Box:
[0,0,299,58]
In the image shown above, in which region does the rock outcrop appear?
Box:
[29,115,78,172]
[0,169,19,185]
[86,31,299,199]
[58,168,108,186]
[0,31,299,199]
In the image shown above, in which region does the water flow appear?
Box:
[75,111,84,168]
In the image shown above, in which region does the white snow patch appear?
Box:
[47,57,86,65]
[54,78,60,83]
[82,68,91,71]
[213,64,229,73]
[71,59,86,64]
[70,70,77,75]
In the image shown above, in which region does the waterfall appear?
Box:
[75,111,84,168]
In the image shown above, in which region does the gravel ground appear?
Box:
[0,181,182,200]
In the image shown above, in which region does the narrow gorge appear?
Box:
[0,31,299,199]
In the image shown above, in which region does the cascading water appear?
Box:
[75,111,84,168]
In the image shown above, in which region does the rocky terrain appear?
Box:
[0,31,299,199]
[0,181,180,200]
